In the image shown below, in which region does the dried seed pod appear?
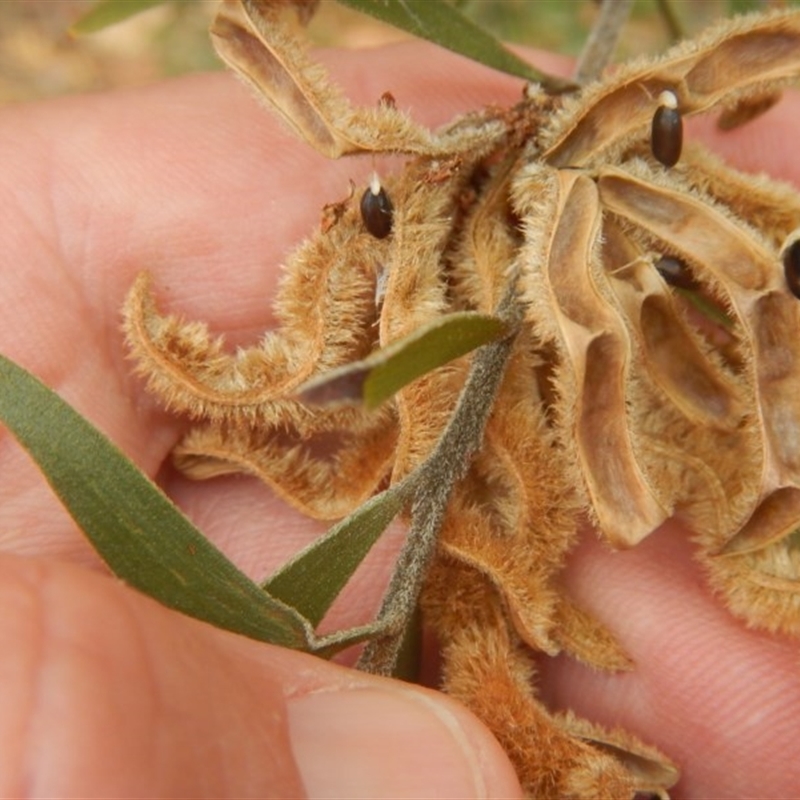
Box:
[651,90,682,167]
[173,413,397,520]
[125,4,800,797]
[360,173,394,239]
[781,232,800,298]
[513,164,669,546]
[541,11,800,169]
[210,0,507,158]
[717,90,782,130]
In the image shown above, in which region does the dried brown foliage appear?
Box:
[123,2,800,797]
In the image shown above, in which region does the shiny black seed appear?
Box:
[360,183,394,239]
[651,105,683,167]
[655,255,697,290]
[783,238,800,299]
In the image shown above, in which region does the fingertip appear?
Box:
[286,682,523,800]
[0,553,521,799]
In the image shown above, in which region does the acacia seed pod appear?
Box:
[651,90,683,168]
[782,235,800,299]
[360,173,394,239]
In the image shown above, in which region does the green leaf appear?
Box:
[334,0,575,89]
[264,481,411,626]
[299,311,509,410]
[70,0,168,35]
[0,353,314,649]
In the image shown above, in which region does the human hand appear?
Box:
[0,39,798,799]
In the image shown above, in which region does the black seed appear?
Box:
[360,182,394,239]
[783,238,800,299]
[655,255,697,290]
[651,104,683,168]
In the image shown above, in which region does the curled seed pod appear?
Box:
[655,254,698,290]
[360,173,394,239]
[651,90,683,168]
[781,233,800,299]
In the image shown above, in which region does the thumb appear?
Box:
[0,553,521,799]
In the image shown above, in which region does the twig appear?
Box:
[573,0,634,85]
[357,285,522,676]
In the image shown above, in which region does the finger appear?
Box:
[688,89,800,187]
[536,521,800,799]
[0,552,522,799]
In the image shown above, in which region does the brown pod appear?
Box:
[360,173,394,239]
[651,90,683,168]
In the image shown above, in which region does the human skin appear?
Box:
[0,40,799,798]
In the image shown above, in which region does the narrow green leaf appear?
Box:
[0,354,314,649]
[334,0,575,90]
[264,481,411,626]
[70,0,167,35]
[299,311,509,410]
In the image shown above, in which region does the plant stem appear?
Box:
[573,0,634,85]
[357,286,521,676]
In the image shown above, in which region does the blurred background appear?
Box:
[0,0,778,105]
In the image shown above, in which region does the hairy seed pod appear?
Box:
[655,255,698,290]
[135,6,800,796]
[651,90,682,167]
[782,235,800,299]
[360,173,394,239]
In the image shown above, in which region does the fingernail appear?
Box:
[287,684,521,799]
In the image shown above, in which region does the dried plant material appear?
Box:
[123,209,386,430]
[122,5,800,797]
[211,0,507,157]
[541,10,800,168]
[595,162,800,552]
[555,710,679,800]
[515,164,670,547]
[704,528,800,637]
[173,414,397,520]
[552,598,634,672]
[675,145,800,249]
[717,89,782,130]
[359,290,522,675]
[423,556,670,798]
